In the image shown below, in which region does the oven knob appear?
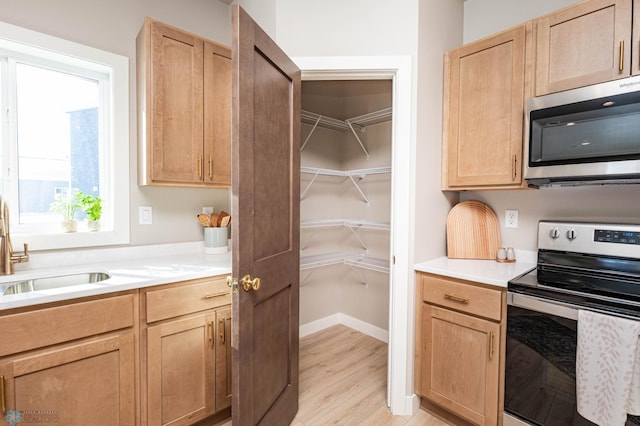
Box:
[566,229,578,240]
[549,228,560,239]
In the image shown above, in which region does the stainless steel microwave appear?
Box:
[524,75,640,188]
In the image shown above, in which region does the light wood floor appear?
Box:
[217,324,448,425]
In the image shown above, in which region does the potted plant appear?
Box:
[50,190,80,233]
[77,191,102,231]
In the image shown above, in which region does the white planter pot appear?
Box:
[87,220,101,232]
[61,220,78,233]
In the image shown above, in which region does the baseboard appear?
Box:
[299,313,389,343]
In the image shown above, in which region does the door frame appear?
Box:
[292,55,414,416]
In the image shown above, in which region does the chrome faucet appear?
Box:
[0,196,29,274]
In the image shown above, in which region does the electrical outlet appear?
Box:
[202,206,214,215]
[505,209,519,228]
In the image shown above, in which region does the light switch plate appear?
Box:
[139,206,153,225]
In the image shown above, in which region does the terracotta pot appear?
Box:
[61,220,78,233]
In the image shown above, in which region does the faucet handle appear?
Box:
[22,243,29,255]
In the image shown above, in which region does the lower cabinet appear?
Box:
[415,272,505,426]
[141,277,231,426]
[0,276,232,426]
[0,293,137,426]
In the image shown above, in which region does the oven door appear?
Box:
[505,292,640,426]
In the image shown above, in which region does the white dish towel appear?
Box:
[576,309,640,426]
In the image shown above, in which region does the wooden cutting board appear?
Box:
[446,201,501,260]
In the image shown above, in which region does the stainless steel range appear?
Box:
[505,221,640,426]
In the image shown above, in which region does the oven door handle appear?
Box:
[507,292,578,320]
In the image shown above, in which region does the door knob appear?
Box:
[226,275,238,293]
[227,275,261,292]
[241,275,261,292]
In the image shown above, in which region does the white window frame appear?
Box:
[0,21,129,250]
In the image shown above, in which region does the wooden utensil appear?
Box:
[217,211,230,227]
[210,213,219,227]
[197,213,211,227]
[220,215,230,227]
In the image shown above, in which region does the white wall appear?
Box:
[0,0,234,247]
[461,0,640,252]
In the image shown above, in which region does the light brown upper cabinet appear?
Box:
[534,0,639,96]
[442,23,532,190]
[137,17,231,187]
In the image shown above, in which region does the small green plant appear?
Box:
[77,191,102,221]
[50,190,80,221]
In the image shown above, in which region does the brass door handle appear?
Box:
[619,40,624,72]
[197,156,203,178]
[444,293,470,303]
[209,156,213,179]
[227,275,261,292]
[226,276,238,293]
[241,275,261,292]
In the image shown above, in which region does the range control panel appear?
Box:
[538,221,640,259]
[594,229,640,245]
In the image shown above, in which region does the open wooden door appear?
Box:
[230,6,301,426]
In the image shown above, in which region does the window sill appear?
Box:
[13,228,130,252]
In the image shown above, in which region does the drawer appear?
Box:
[145,276,230,323]
[421,273,503,321]
[0,293,135,357]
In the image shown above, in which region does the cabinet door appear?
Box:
[147,313,216,426]
[215,307,232,411]
[534,0,633,96]
[443,24,530,190]
[421,304,500,426]
[149,19,204,184]
[0,333,135,426]
[204,41,232,187]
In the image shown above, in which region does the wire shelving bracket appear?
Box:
[300,166,391,204]
[300,107,392,159]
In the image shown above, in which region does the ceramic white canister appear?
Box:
[204,227,229,254]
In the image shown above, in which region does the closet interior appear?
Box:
[299,79,393,340]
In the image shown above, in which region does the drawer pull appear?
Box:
[489,331,495,360]
[444,293,469,303]
[1,375,6,414]
[208,321,214,349]
[219,317,226,344]
[619,40,624,72]
[202,291,228,300]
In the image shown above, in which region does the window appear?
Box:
[0,21,129,250]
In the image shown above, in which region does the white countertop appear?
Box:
[0,242,232,311]
[414,251,537,288]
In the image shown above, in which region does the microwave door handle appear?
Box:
[508,292,578,320]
